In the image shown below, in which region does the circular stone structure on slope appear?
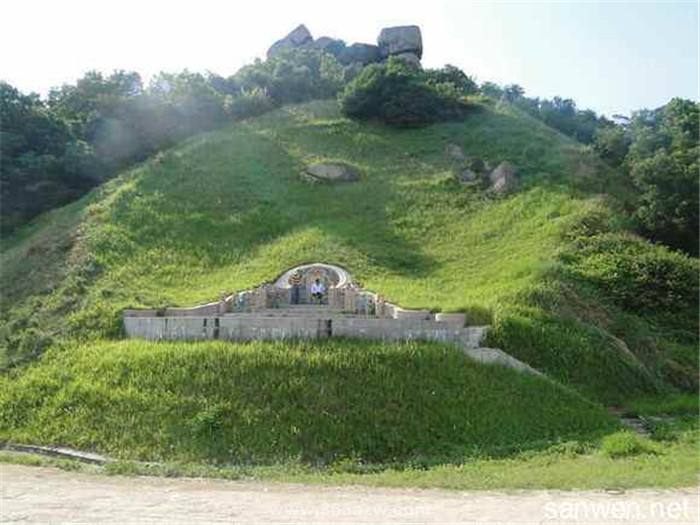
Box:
[273,263,353,289]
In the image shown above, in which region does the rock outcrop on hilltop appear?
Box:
[309,36,346,55]
[266,24,424,67]
[378,25,422,59]
[267,24,314,59]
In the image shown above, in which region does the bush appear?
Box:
[226,89,275,120]
[339,59,470,127]
[630,148,699,256]
[568,232,699,312]
[424,64,479,95]
[233,49,344,105]
[601,431,658,458]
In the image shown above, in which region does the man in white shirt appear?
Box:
[310,278,326,304]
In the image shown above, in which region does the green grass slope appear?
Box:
[1,99,697,408]
[0,339,614,464]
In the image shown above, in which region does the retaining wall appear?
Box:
[123,315,487,347]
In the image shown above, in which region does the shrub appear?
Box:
[339,58,470,127]
[226,89,275,120]
[568,232,699,312]
[601,431,659,458]
[424,64,479,95]
[233,49,345,105]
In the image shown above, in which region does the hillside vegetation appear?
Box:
[2,100,696,407]
[0,339,614,464]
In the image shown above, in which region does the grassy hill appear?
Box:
[0,99,697,467]
[0,339,614,464]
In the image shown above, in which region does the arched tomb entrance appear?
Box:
[274,263,353,305]
[122,261,486,349]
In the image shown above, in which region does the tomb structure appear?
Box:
[123,262,481,345]
[123,263,540,374]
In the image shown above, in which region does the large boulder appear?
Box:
[338,43,381,65]
[378,25,423,59]
[267,24,313,59]
[488,161,518,193]
[310,36,346,57]
[304,162,360,183]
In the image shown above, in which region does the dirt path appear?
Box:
[1,464,697,524]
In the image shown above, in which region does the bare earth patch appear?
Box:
[1,464,697,524]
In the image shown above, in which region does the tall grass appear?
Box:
[0,339,614,464]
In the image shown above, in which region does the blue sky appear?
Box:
[1,0,697,116]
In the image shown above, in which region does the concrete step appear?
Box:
[457,326,488,349]
[272,307,343,314]
[272,308,346,313]
[462,347,542,375]
[224,311,366,319]
[281,304,337,308]
[247,306,344,312]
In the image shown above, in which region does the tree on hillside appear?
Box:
[593,125,630,166]
[480,81,503,99]
[424,65,478,95]
[232,49,344,104]
[339,58,470,126]
[149,71,227,133]
[1,71,232,233]
[0,50,354,234]
[0,81,100,232]
[625,98,699,255]
[48,70,143,135]
[503,84,525,101]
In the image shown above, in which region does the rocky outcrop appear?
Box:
[338,43,381,65]
[266,24,424,67]
[378,26,423,59]
[310,36,346,57]
[304,162,360,183]
[267,24,313,58]
[446,144,507,188]
[488,161,518,193]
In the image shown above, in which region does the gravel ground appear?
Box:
[1,463,698,524]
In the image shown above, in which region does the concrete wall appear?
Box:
[331,318,484,345]
[124,316,329,341]
[123,302,222,319]
[122,316,543,375]
[123,315,487,347]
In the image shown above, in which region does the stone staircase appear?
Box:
[227,305,355,317]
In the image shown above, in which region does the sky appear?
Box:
[1,0,697,116]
